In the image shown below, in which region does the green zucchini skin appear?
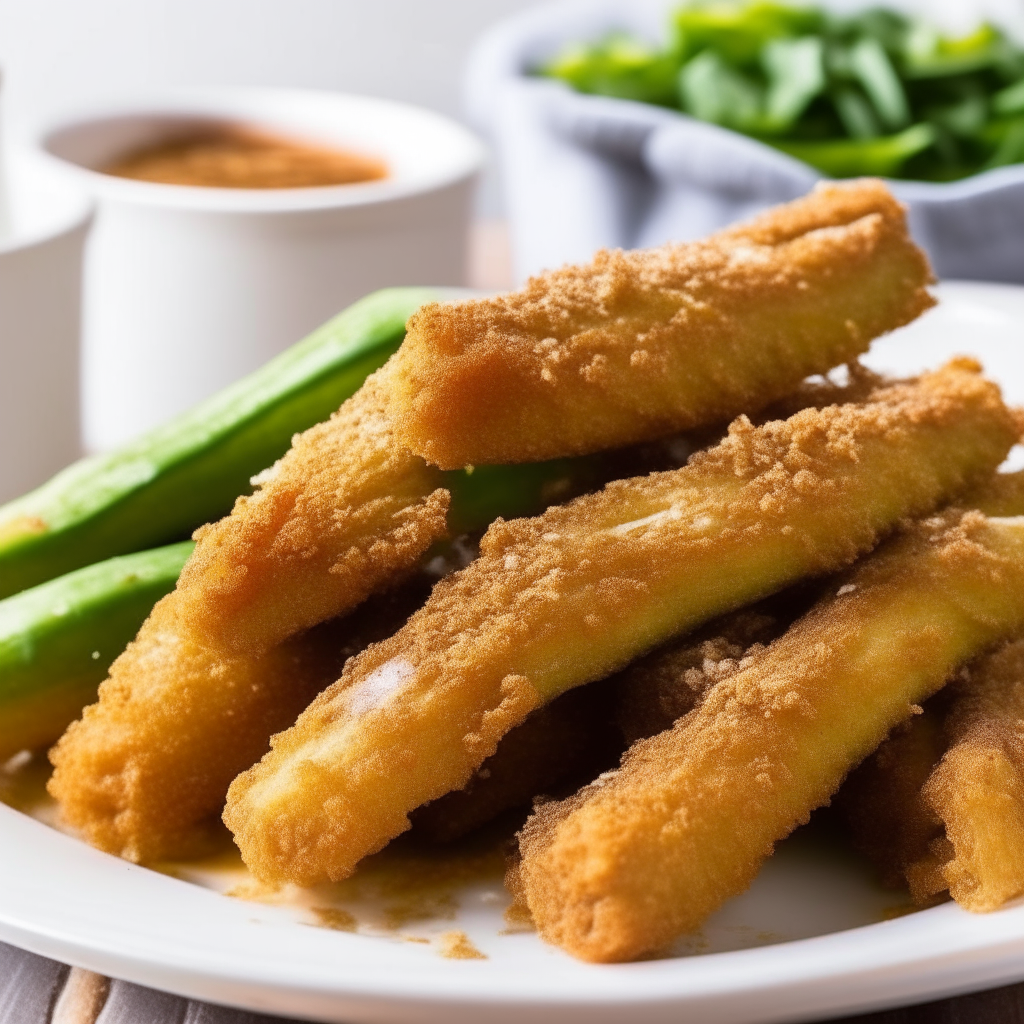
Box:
[0,287,442,600]
[0,541,194,760]
[0,454,651,759]
[0,464,600,760]
[443,456,609,536]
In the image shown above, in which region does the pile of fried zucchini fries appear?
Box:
[6,179,1024,963]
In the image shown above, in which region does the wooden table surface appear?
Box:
[3,937,1022,1024]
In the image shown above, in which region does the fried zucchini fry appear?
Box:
[836,469,1024,896]
[48,373,447,861]
[49,557,437,863]
[847,635,1024,911]
[518,510,1024,962]
[175,372,449,655]
[48,598,349,861]
[911,640,1024,911]
[224,362,1016,885]
[387,180,933,468]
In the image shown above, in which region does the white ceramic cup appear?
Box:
[0,151,93,502]
[37,89,485,452]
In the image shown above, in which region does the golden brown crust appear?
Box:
[224,364,1015,887]
[47,597,348,862]
[914,639,1024,910]
[176,371,449,655]
[388,180,935,468]
[48,373,450,861]
[835,470,1024,902]
[718,178,910,246]
[518,511,1024,962]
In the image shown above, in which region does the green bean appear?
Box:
[0,542,193,760]
[0,287,441,600]
[0,450,632,761]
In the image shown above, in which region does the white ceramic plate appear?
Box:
[3,281,1024,1024]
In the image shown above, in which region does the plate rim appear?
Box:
[5,279,1024,1024]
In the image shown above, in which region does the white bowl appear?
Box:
[465,0,1024,285]
[37,88,485,451]
[0,150,92,502]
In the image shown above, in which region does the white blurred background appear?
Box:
[1,0,1021,294]
[1,0,1020,129]
[1,0,1020,222]
[0,0,548,225]
[0,0,540,122]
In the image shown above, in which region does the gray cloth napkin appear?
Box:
[466,0,1024,284]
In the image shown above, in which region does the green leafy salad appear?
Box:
[539,2,1024,180]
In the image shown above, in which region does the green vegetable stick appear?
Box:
[540,2,1024,181]
[773,123,935,177]
[443,456,610,537]
[0,287,443,600]
[0,457,613,773]
[0,541,194,761]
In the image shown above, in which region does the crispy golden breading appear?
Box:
[223,363,1016,886]
[47,598,348,862]
[517,511,1024,962]
[835,469,1024,897]
[910,639,1024,911]
[415,608,787,842]
[387,181,934,468]
[48,564,436,863]
[48,372,448,862]
[176,373,449,655]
